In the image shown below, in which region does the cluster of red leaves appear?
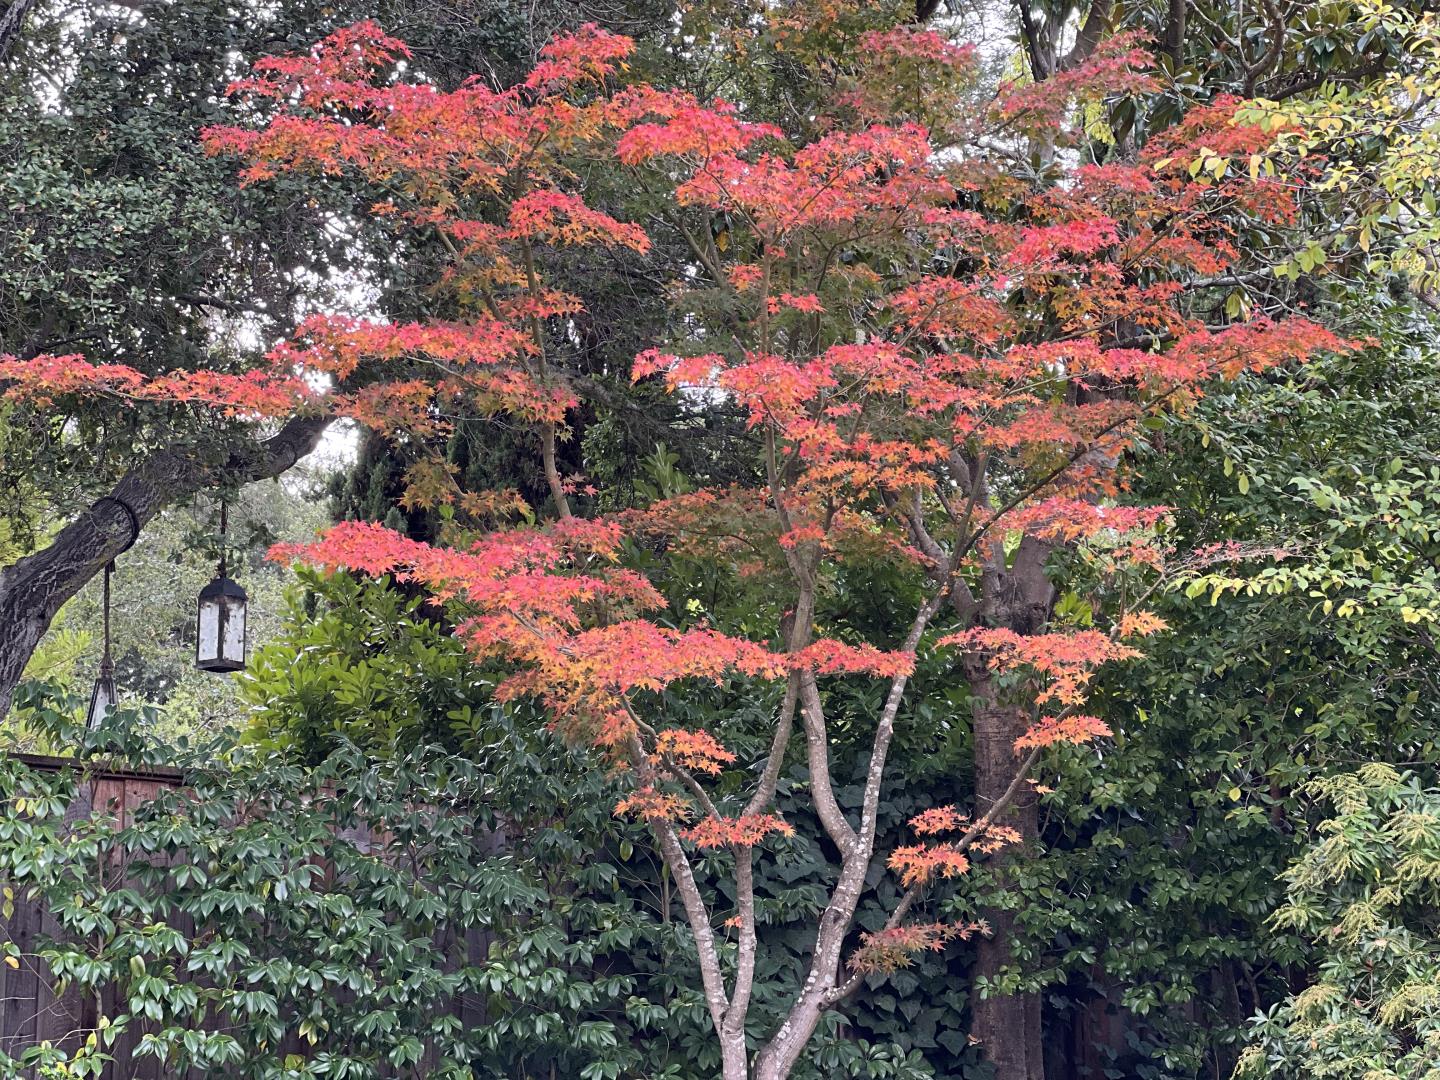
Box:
[624,113,946,243]
[206,22,637,183]
[635,210,1340,517]
[652,728,737,775]
[614,786,691,823]
[1117,611,1169,639]
[1003,499,1170,546]
[1147,95,1297,177]
[791,640,915,679]
[197,22,650,464]
[1014,714,1113,751]
[888,843,972,887]
[888,805,1023,887]
[861,27,976,70]
[680,813,795,849]
[847,921,987,975]
[615,92,779,166]
[938,627,1142,708]
[993,34,1157,134]
[0,354,317,416]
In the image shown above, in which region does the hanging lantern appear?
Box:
[85,497,138,731]
[86,561,118,729]
[196,501,247,673]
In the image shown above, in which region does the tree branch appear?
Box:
[1060,0,1113,72]
[1243,0,1288,96]
[743,672,800,817]
[1263,55,1391,101]
[797,672,859,855]
[0,414,331,717]
[822,740,1048,1007]
[0,0,39,61]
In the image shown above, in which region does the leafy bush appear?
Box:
[1236,766,1440,1080]
[0,683,662,1079]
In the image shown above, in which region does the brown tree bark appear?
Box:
[970,700,1043,1080]
[966,535,1056,1080]
[0,415,329,718]
[0,0,39,60]
[1162,0,1187,67]
[960,11,1119,1071]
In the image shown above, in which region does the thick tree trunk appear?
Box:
[0,415,328,718]
[0,0,39,60]
[966,536,1055,1080]
[1062,0,1114,72]
[1163,0,1187,67]
[970,700,1043,1080]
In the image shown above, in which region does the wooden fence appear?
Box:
[0,754,184,1076]
[0,753,493,1079]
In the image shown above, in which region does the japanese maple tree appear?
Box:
[0,18,1342,1079]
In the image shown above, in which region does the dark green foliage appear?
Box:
[0,680,668,1078]
[987,294,1440,1077]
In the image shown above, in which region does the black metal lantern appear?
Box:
[86,560,118,730]
[196,502,247,673]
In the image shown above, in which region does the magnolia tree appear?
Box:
[0,21,1339,1080]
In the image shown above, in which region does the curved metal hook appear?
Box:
[90,495,140,555]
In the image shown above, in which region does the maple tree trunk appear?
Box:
[0,415,328,718]
[720,1033,749,1080]
[751,591,945,1080]
[751,865,865,1079]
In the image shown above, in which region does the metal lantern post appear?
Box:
[85,496,138,730]
[196,501,248,673]
[85,560,118,729]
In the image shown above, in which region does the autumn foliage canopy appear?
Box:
[0,17,1344,1072]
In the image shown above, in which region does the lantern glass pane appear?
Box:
[198,599,221,663]
[222,596,246,663]
[87,677,116,729]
